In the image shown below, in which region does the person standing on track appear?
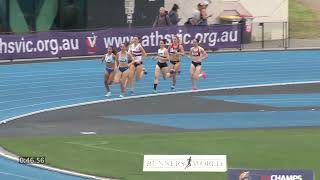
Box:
[128,36,147,95]
[101,46,117,97]
[168,35,184,90]
[152,39,175,93]
[114,43,134,98]
[189,39,208,91]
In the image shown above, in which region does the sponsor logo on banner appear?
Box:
[228,169,314,180]
[0,25,240,60]
[143,155,227,172]
[85,33,98,54]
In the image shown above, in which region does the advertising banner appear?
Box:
[0,25,240,60]
[228,168,314,180]
[143,155,227,172]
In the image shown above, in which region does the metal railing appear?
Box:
[238,21,320,51]
[0,21,319,63]
[2,21,318,50]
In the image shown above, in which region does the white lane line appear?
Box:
[1,80,320,124]
[1,70,320,93]
[0,90,102,105]
[0,81,101,93]
[1,74,318,97]
[2,62,319,81]
[0,73,319,99]
[0,67,99,75]
[1,77,320,111]
[64,142,143,156]
[1,57,319,77]
[1,63,317,84]
[0,171,40,180]
[214,97,320,102]
[0,69,100,78]
[0,59,320,87]
[2,66,319,86]
[2,78,320,112]
[0,95,102,112]
[235,98,320,102]
[0,85,103,98]
[2,76,320,104]
[0,72,102,83]
[0,77,101,87]
[1,59,318,79]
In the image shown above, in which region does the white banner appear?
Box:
[143,155,227,172]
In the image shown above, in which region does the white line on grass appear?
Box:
[65,142,143,156]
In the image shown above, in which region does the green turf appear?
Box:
[289,0,320,38]
[0,128,319,180]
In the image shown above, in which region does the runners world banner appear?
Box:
[0,25,240,60]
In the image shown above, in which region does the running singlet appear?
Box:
[118,52,129,63]
[157,48,166,61]
[104,54,114,64]
[130,43,142,61]
[157,48,168,69]
[169,44,180,55]
[191,48,201,57]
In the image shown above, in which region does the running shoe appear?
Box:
[170,86,175,91]
[119,94,125,98]
[192,86,197,91]
[130,90,135,96]
[152,89,157,94]
[143,68,148,75]
[200,72,207,80]
[105,92,111,97]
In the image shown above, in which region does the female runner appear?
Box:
[152,39,175,93]
[114,43,134,97]
[168,35,184,90]
[189,39,208,91]
[128,36,147,95]
[101,46,117,96]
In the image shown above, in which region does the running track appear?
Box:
[1,50,320,123]
[0,50,320,179]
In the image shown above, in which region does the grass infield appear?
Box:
[289,0,320,38]
[0,128,319,180]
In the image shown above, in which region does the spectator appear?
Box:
[168,4,181,26]
[202,0,211,9]
[153,7,172,27]
[198,4,212,26]
[188,1,212,26]
[188,3,202,26]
